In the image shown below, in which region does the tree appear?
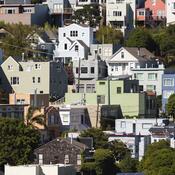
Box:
[94,149,116,175]
[0,118,40,169]
[71,4,101,27]
[125,27,157,52]
[96,26,123,44]
[80,128,108,149]
[25,107,45,129]
[166,94,175,120]
[31,0,43,4]
[118,156,138,173]
[139,140,175,175]
[107,140,131,161]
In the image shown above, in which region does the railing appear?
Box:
[50,8,73,14]
[49,97,65,106]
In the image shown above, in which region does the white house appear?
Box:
[166,0,175,26]
[5,164,76,175]
[131,63,165,95]
[54,23,94,62]
[107,47,155,77]
[115,118,168,135]
[106,0,136,35]
[109,134,150,160]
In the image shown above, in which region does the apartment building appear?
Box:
[54,23,94,63]
[106,0,136,35]
[0,56,68,99]
[0,2,48,25]
[166,0,175,26]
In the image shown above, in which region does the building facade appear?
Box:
[166,0,175,26]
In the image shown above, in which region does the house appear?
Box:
[65,78,158,119]
[166,0,175,26]
[5,164,76,175]
[0,2,48,26]
[162,69,175,112]
[34,138,90,171]
[107,47,156,77]
[131,62,164,95]
[149,122,175,143]
[0,56,68,99]
[28,31,55,59]
[115,118,168,135]
[58,104,91,131]
[137,0,166,27]
[54,23,94,63]
[106,0,136,35]
[109,134,150,160]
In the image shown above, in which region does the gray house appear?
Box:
[0,56,68,99]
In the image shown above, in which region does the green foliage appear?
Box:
[72,5,101,27]
[139,140,175,175]
[125,27,157,52]
[0,118,40,168]
[107,140,131,161]
[81,162,96,175]
[166,93,175,119]
[96,26,123,44]
[80,128,108,149]
[31,0,42,4]
[118,156,138,173]
[94,149,116,175]
[0,23,40,58]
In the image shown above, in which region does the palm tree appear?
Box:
[25,106,46,129]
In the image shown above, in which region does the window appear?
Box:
[70,30,78,37]
[76,84,85,93]
[113,11,122,16]
[86,84,95,93]
[81,67,88,73]
[146,85,156,91]
[32,77,35,83]
[77,154,81,165]
[38,77,41,83]
[121,121,126,128]
[63,114,69,123]
[75,45,79,52]
[173,2,175,10]
[63,33,66,37]
[99,82,105,85]
[116,87,122,94]
[139,11,144,16]
[76,67,79,74]
[121,52,124,58]
[64,44,67,50]
[81,115,84,124]
[91,67,95,74]
[163,78,174,86]
[134,73,144,80]
[10,77,19,85]
[39,154,43,164]
[64,155,69,164]
[163,90,174,99]
[35,64,41,70]
[97,95,105,104]
[142,123,152,129]
[8,65,13,70]
[148,73,157,80]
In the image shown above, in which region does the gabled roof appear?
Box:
[35,137,88,151]
[69,40,88,50]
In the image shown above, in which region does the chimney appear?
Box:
[137,47,140,56]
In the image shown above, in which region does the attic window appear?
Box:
[75,45,79,52]
[121,52,124,58]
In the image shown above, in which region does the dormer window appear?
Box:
[64,43,67,50]
[121,52,124,58]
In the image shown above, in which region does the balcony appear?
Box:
[50,8,73,15]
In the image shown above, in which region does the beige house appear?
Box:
[1,56,68,99]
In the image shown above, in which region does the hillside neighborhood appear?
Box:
[0,0,175,175]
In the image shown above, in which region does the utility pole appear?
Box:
[77,55,81,93]
[108,76,110,105]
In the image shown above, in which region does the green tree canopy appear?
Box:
[96,26,123,44]
[107,140,131,161]
[94,149,116,175]
[0,118,40,169]
[72,4,101,27]
[139,140,175,175]
[125,27,157,52]
[166,93,175,119]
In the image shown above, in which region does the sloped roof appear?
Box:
[124,47,155,60]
